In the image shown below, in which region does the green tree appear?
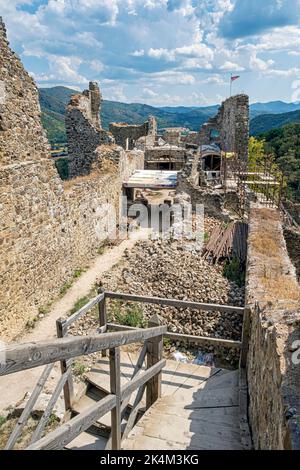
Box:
[248,136,265,168]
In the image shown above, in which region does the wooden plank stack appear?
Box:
[203,221,248,264]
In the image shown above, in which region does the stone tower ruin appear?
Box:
[66,82,113,177]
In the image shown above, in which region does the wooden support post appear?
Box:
[146,314,164,409]
[240,307,251,369]
[109,347,121,450]
[98,291,107,357]
[56,319,74,412]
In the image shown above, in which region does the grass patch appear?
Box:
[73,362,87,377]
[163,337,172,348]
[0,416,7,428]
[204,232,210,244]
[97,246,106,255]
[38,305,50,316]
[111,301,146,328]
[25,317,39,330]
[69,296,91,316]
[59,268,87,296]
[59,280,73,296]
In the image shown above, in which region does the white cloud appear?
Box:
[148,43,214,63]
[89,59,105,73]
[249,53,274,71]
[182,58,213,70]
[263,67,300,78]
[220,61,245,71]
[148,48,175,61]
[37,55,88,85]
[202,75,227,85]
[142,87,158,97]
[1,0,299,104]
[150,70,196,85]
[103,84,128,102]
[131,49,145,57]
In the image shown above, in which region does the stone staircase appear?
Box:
[66,350,245,451]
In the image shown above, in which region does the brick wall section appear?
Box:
[0,18,143,340]
[246,206,300,449]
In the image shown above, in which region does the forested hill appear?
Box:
[250,110,300,135]
[38,86,218,144]
[38,86,300,145]
[260,122,300,201]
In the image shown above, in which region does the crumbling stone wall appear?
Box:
[199,94,249,162]
[246,206,300,449]
[0,19,50,165]
[162,128,183,146]
[66,82,114,177]
[0,18,142,340]
[284,227,300,278]
[145,146,187,170]
[109,116,157,150]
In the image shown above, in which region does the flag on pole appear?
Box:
[230,74,240,96]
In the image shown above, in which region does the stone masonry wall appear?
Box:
[199,94,249,162]
[0,18,142,340]
[246,206,300,449]
[109,116,157,150]
[66,82,114,178]
[0,19,50,165]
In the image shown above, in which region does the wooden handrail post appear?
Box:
[146,314,164,409]
[56,318,74,412]
[98,289,107,357]
[109,347,121,450]
[240,307,251,369]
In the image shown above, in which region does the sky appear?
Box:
[1,0,300,106]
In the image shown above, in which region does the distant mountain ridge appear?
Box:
[250,110,300,135]
[38,86,300,144]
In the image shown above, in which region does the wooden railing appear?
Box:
[1,325,166,450]
[2,290,251,450]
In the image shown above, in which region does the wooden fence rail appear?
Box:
[107,323,242,350]
[105,291,245,315]
[4,363,54,450]
[0,326,167,377]
[26,359,165,450]
[3,290,251,451]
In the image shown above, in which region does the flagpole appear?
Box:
[230,73,232,97]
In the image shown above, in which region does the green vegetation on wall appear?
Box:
[55,157,69,180]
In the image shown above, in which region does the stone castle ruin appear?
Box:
[0,18,143,339]
[109,116,157,150]
[0,16,300,451]
[66,82,114,177]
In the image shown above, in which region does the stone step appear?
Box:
[65,432,107,451]
[84,350,230,400]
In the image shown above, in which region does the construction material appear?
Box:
[203,221,248,264]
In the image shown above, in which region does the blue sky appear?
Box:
[1,0,300,106]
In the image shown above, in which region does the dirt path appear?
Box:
[0,230,148,412]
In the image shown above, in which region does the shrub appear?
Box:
[113,302,146,328]
[0,416,7,428]
[73,362,87,377]
[223,257,245,287]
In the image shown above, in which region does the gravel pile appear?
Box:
[70,217,245,366]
